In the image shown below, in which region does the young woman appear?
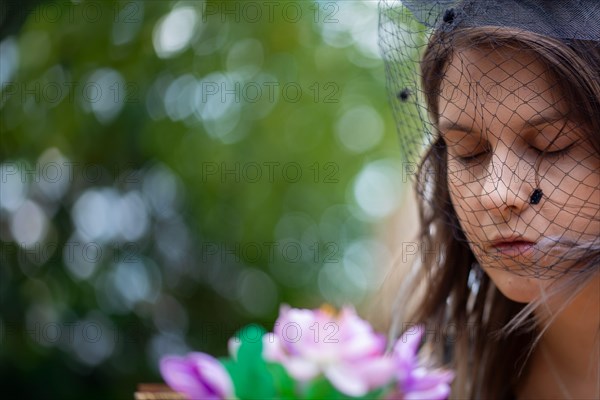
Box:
[380,1,600,398]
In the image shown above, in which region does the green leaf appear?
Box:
[304,377,344,400]
[223,324,276,400]
[303,376,393,400]
[265,362,296,399]
[355,387,389,400]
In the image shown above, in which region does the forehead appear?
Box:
[438,47,567,129]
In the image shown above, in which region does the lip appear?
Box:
[490,236,537,256]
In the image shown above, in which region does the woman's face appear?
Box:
[438,47,600,303]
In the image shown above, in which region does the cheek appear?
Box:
[447,178,485,238]
[447,176,498,264]
[541,154,600,236]
[543,153,599,202]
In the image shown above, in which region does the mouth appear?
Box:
[491,240,536,256]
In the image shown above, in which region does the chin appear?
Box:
[483,267,548,304]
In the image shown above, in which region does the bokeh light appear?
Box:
[0,1,404,399]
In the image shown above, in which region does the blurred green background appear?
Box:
[0,0,407,398]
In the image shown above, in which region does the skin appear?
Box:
[438,47,600,399]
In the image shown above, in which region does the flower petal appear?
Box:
[188,353,235,398]
[228,338,241,362]
[403,367,454,400]
[282,357,320,381]
[160,355,213,399]
[404,383,452,400]
[393,325,424,381]
[407,368,455,392]
[160,353,234,400]
[352,356,396,388]
[325,364,370,397]
[262,335,285,362]
[394,325,423,363]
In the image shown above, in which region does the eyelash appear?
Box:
[456,143,574,164]
[455,149,488,164]
[457,152,486,163]
[535,143,575,160]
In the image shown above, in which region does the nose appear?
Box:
[480,145,534,221]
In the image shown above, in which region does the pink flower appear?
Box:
[160,352,235,400]
[263,304,396,397]
[389,326,454,400]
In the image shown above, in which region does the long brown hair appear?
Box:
[390,27,600,399]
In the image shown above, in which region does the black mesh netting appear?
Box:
[379,0,600,279]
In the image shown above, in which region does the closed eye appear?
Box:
[455,151,488,164]
[454,149,489,164]
[534,142,576,159]
[444,137,489,164]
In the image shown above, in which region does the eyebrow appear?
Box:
[438,112,566,134]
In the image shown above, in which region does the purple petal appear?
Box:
[393,325,424,380]
[402,368,454,400]
[281,357,320,381]
[404,383,452,400]
[394,325,423,362]
[352,356,397,388]
[160,353,234,400]
[263,335,287,364]
[160,356,213,399]
[325,364,370,397]
[406,368,455,391]
[188,353,235,399]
